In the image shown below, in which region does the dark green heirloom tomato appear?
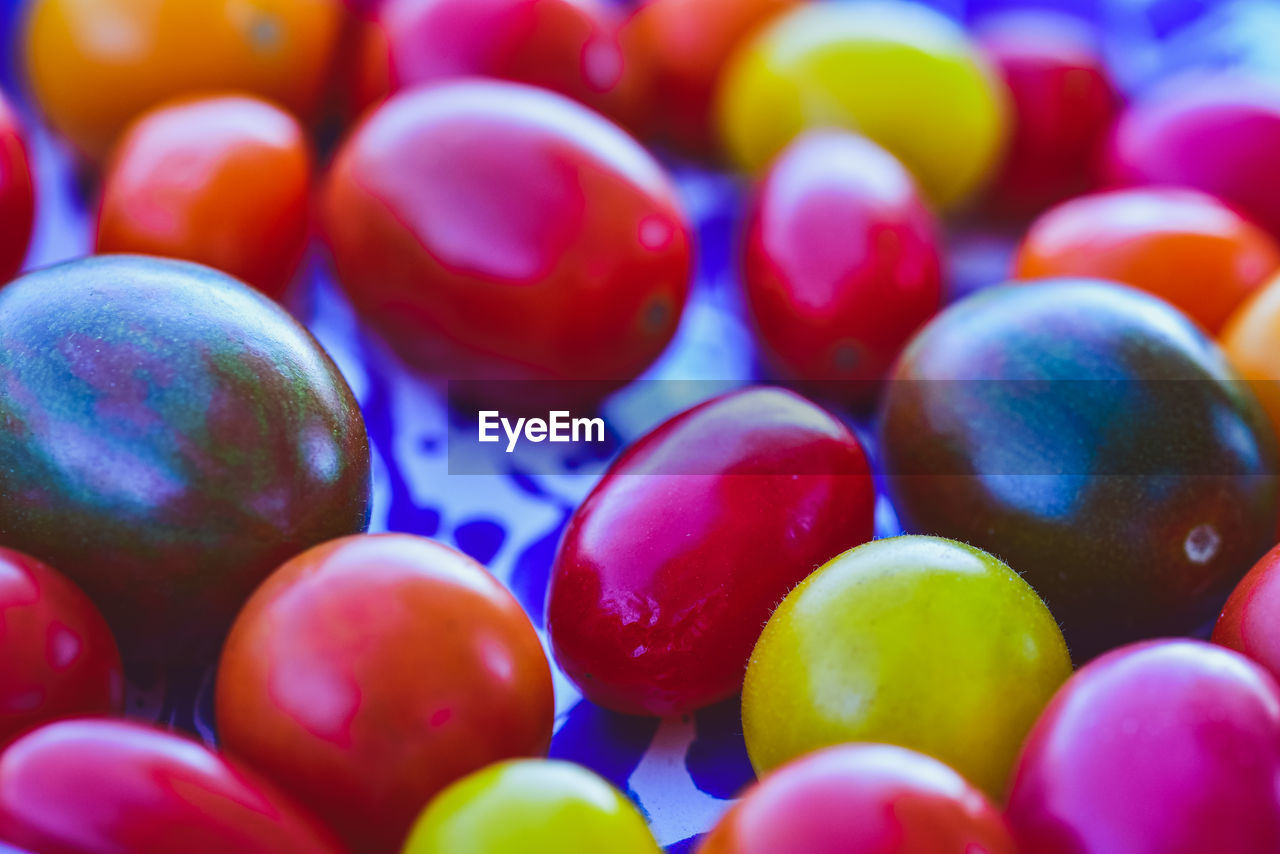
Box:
[0,255,371,669]
[880,279,1278,660]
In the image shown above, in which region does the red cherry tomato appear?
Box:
[547,386,876,716]
[0,91,34,284]
[353,0,642,126]
[620,0,801,158]
[96,95,312,299]
[216,534,554,854]
[322,80,691,392]
[1014,187,1280,332]
[1006,640,1280,854]
[697,743,1016,854]
[0,548,122,746]
[1214,543,1280,686]
[1106,72,1280,241]
[0,718,346,854]
[742,130,943,399]
[976,11,1119,218]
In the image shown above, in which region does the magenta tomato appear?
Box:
[976,11,1119,218]
[1214,543,1280,686]
[547,386,876,716]
[742,130,942,400]
[217,534,554,854]
[1006,639,1280,854]
[0,718,346,854]
[323,80,691,395]
[0,548,122,746]
[1106,72,1280,241]
[698,744,1015,854]
[0,91,34,283]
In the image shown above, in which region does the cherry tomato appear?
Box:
[548,387,875,717]
[353,0,642,126]
[743,535,1069,797]
[1007,640,1280,854]
[96,95,312,299]
[742,130,942,398]
[323,80,691,392]
[401,760,660,854]
[1106,72,1280,241]
[0,549,122,746]
[620,0,801,158]
[1014,187,1280,332]
[0,91,33,283]
[0,718,346,854]
[975,11,1119,218]
[880,280,1278,660]
[217,534,554,854]
[24,0,343,161]
[714,1,1009,209]
[1213,544,1280,685]
[697,744,1016,854]
[0,255,371,669]
[1223,272,1280,441]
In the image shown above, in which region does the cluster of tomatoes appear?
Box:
[3,0,1280,852]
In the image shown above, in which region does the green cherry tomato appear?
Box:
[743,535,1071,798]
[401,760,661,854]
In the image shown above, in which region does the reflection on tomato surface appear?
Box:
[217,534,554,854]
[0,91,33,283]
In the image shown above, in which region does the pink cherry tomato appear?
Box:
[742,130,943,400]
[976,11,1119,218]
[0,91,34,284]
[547,386,876,716]
[0,548,122,746]
[1214,543,1280,686]
[697,743,1016,854]
[1006,639,1280,854]
[1106,72,1280,241]
[0,718,346,854]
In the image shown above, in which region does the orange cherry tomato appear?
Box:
[216,533,554,854]
[1222,271,1280,442]
[96,95,311,299]
[621,0,802,158]
[1015,187,1280,332]
[0,90,34,283]
[24,0,343,161]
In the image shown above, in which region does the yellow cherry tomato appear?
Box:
[24,0,342,161]
[742,535,1071,798]
[401,760,662,854]
[1223,271,1280,442]
[714,1,1009,208]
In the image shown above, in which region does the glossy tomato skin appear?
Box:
[0,718,347,854]
[323,80,691,392]
[96,95,312,300]
[547,386,876,717]
[620,0,801,158]
[1015,187,1280,333]
[354,0,642,125]
[1106,73,1280,241]
[24,0,342,162]
[1214,544,1280,685]
[697,744,1016,854]
[880,280,1278,661]
[0,549,122,746]
[743,130,943,399]
[0,256,371,669]
[1007,640,1280,854]
[217,534,554,854]
[1223,272,1280,441]
[742,536,1070,797]
[0,91,33,283]
[401,760,661,854]
[976,12,1118,219]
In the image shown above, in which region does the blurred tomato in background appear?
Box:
[0,90,33,283]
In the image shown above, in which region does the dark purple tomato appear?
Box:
[0,255,371,669]
[742,130,943,402]
[0,548,122,745]
[0,718,347,854]
[547,386,876,716]
[1006,640,1280,854]
[880,280,1277,660]
[1106,72,1280,241]
[976,11,1118,219]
